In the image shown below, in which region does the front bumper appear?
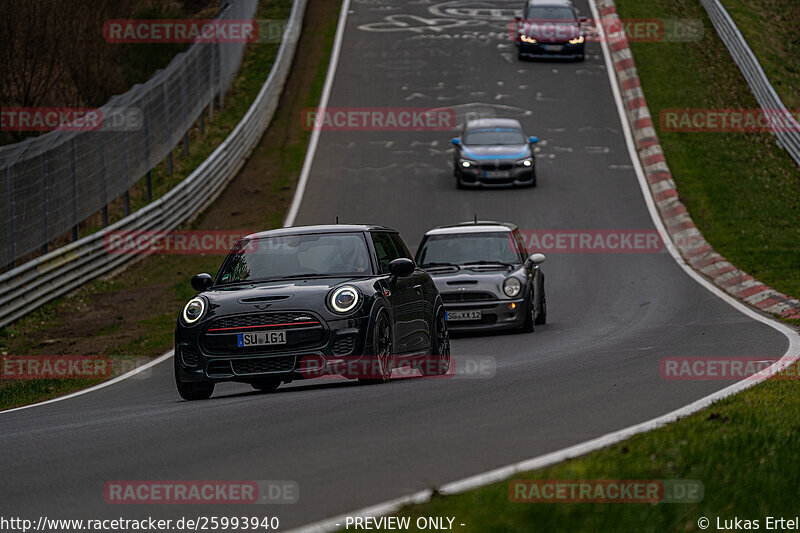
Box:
[176,314,369,383]
[519,41,585,59]
[456,164,535,187]
[444,298,527,331]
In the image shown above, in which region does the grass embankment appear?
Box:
[0,0,342,410]
[619,0,800,305]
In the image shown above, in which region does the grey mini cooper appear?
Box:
[415,221,546,333]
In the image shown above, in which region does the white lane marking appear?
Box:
[287,1,800,531]
[0,351,174,414]
[283,0,353,227]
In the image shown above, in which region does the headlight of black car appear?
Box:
[459,159,478,169]
[503,277,522,298]
[329,285,360,314]
[181,297,206,325]
[516,157,533,167]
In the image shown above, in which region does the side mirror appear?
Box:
[529,136,539,144]
[451,138,460,146]
[388,258,415,281]
[191,273,213,292]
[531,253,546,265]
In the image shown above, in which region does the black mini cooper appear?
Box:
[175,225,450,400]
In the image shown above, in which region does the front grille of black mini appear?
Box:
[208,312,318,330]
[202,312,326,354]
[231,356,296,375]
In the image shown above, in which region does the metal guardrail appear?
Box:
[0,0,308,328]
[701,0,800,168]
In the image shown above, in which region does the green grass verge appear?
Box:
[394,369,800,532]
[614,0,800,307]
[720,0,800,110]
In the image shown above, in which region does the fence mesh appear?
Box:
[0,0,258,267]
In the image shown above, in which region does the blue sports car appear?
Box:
[451,118,540,188]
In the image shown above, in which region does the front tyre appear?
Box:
[420,307,451,376]
[174,353,214,400]
[521,291,535,333]
[360,311,393,384]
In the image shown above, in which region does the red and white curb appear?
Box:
[597,0,800,321]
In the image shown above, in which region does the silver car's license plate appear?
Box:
[484,170,509,178]
[237,330,287,347]
[447,310,482,321]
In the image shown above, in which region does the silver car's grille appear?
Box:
[441,292,495,303]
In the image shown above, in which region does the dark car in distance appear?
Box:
[515,0,587,61]
[416,221,546,332]
[451,118,540,188]
[174,225,450,400]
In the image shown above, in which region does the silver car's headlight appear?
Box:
[330,285,360,313]
[503,277,522,298]
[182,297,206,325]
[459,159,478,168]
[516,157,533,167]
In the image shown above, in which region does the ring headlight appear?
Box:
[569,35,585,44]
[503,277,522,298]
[182,297,206,324]
[330,286,360,313]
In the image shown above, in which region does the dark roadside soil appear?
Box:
[0,0,342,408]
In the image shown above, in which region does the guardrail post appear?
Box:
[40,157,48,255]
[181,61,190,156]
[144,114,153,201]
[100,135,109,227]
[146,172,153,201]
[5,166,15,270]
[71,137,79,242]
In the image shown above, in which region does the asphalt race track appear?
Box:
[0,0,790,530]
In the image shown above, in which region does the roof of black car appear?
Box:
[244,224,397,239]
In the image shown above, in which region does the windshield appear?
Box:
[217,233,372,283]
[417,232,521,266]
[526,5,576,21]
[463,128,526,146]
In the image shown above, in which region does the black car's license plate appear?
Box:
[544,44,564,52]
[237,330,287,347]
[484,170,510,178]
